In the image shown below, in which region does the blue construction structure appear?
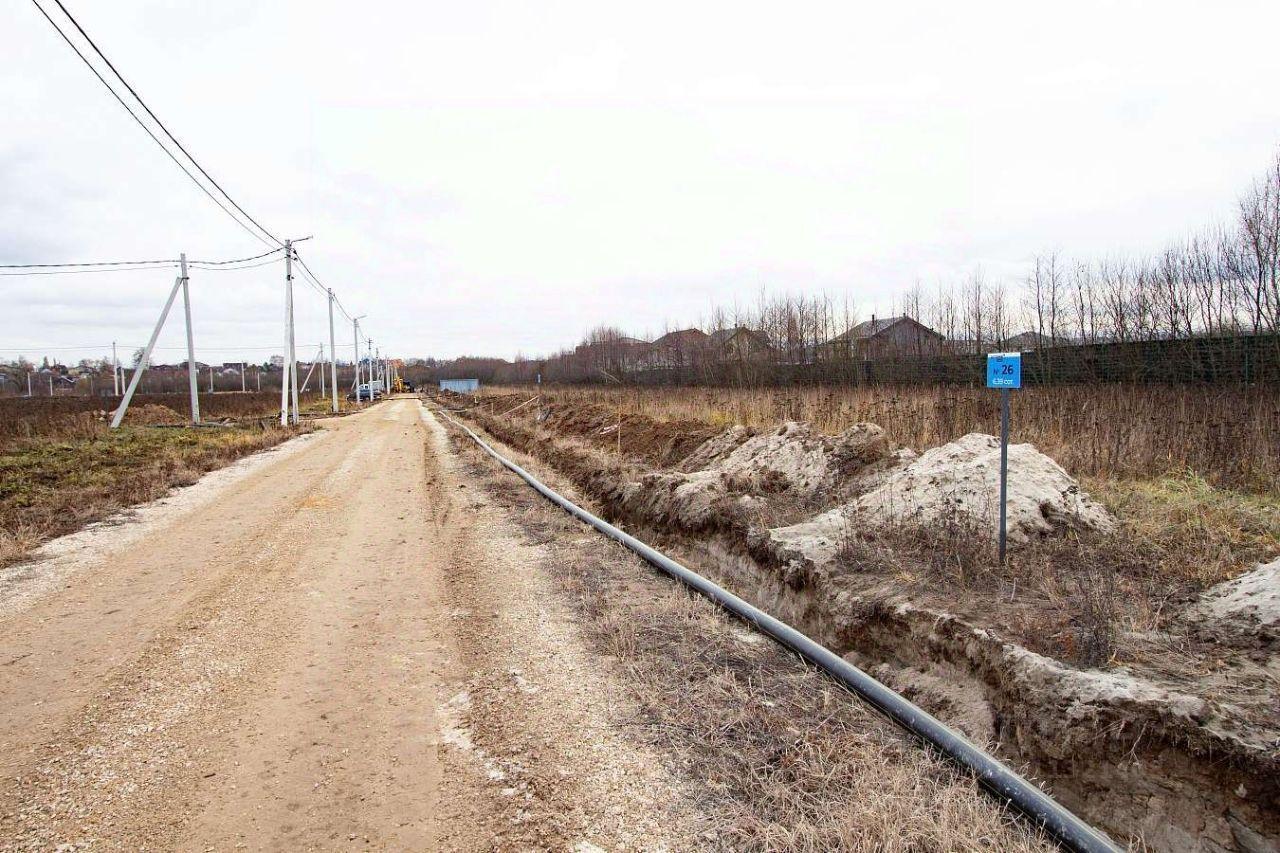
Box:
[439,378,480,393]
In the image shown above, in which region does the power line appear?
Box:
[43,0,283,248]
[294,252,356,322]
[0,257,176,269]
[29,0,276,249]
[0,247,283,271]
[188,247,284,266]
[1,264,177,277]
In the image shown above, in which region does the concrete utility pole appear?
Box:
[111,273,185,428]
[319,343,326,397]
[288,243,300,425]
[241,362,246,393]
[27,372,32,397]
[208,363,214,393]
[327,289,339,414]
[352,317,363,404]
[180,253,199,424]
[112,341,120,396]
[281,239,295,426]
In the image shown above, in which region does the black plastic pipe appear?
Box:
[432,406,1121,853]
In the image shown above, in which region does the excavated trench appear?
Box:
[444,397,1280,853]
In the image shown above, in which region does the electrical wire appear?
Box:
[19,4,374,351]
[29,0,275,249]
[0,264,176,276]
[2,248,284,275]
[0,257,177,269]
[294,252,356,322]
[42,0,283,248]
[187,247,284,266]
[187,256,283,273]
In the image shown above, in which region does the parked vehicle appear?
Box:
[347,383,382,401]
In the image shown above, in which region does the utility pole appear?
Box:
[319,343,326,398]
[180,253,199,424]
[111,272,185,429]
[27,372,32,397]
[112,341,120,396]
[241,362,246,393]
[281,239,293,426]
[327,288,339,414]
[288,242,300,424]
[208,363,214,393]
[352,317,362,404]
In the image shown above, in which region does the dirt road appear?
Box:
[0,398,1049,851]
[0,400,686,850]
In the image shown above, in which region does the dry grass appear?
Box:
[0,391,349,444]
[490,383,1279,493]
[0,395,318,566]
[465,386,1278,671]
[479,451,1056,852]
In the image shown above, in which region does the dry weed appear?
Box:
[488,383,1279,492]
[495,490,1054,851]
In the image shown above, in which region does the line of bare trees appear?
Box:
[423,150,1280,386]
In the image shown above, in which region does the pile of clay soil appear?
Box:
[120,404,185,426]
[1184,557,1280,648]
[770,432,1116,568]
[537,403,721,468]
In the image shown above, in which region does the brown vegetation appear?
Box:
[0,393,334,566]
[452,429,1055,852]
[439,389,1280,849]
[484,382,1280,492]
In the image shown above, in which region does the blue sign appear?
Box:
[986,352,1022,389]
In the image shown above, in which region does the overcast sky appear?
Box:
[4,0,1280,366]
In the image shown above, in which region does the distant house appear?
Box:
[709,327,774,362]
[647,328,709,368]
[269,355,285,368]
[820,315,944,360]
[573,335,650,374]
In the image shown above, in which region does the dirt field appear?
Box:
[0,398,1051,850]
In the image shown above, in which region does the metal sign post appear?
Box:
[986,352,1022,562]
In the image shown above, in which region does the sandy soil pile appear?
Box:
[120,403,184,425]
[622,421,898,529]
[761,432,1114,566]
[1186,557,1280,645]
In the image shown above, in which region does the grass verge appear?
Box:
[0,424,306,566]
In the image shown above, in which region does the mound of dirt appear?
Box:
[621,421,898,532]
[1185,557,1280,645]
[121,404,184,425]
[769,433,1115,565]
[853,433,1115,538]
[685,421,891,493]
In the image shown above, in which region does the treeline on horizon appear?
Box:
[413,151,1280,387]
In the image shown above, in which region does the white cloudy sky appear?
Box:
[3,0,1279,365]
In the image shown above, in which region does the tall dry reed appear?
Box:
[498,383,1278,491]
